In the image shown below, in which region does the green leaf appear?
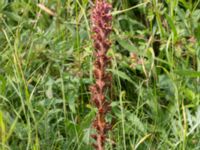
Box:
[127,113,146,133]
[183,88,195,101]
[195,25,200,43]
[175,70,200,77]
[117,39,137,52]
[109,69,137,87]
[165,13,177,42]
[4,11,22,22]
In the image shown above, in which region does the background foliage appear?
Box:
[0,0,200,149]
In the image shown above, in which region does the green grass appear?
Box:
[0,0,200,150]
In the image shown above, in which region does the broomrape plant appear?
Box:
[89,0,113,149]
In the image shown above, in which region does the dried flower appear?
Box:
[90,0,112,149]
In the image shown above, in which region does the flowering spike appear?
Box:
[90,0,112,150]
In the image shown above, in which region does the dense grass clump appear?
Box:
[0,0,200,150]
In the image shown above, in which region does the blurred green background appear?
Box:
[0,0,200,149]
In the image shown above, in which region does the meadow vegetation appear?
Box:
[0,0,200,149]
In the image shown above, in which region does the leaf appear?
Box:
[165,13,178,42]
[183,88,195,101]
[174,70,200,77]
[80,110,96,128]
[0,75,6,94]
[117,39,137,52]
[127,114,146,133]
[68,91,77,113]
[135,134,151,149]
[45,86,53,99]
[109,69,137,87]
[0,0,7,11]
[82,128,91,144]
[4,11,22,22]
[194,25,200,43]
[192,9,200,23]
[0,111,6,142]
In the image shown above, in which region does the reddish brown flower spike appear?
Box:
[90,0,112,150]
